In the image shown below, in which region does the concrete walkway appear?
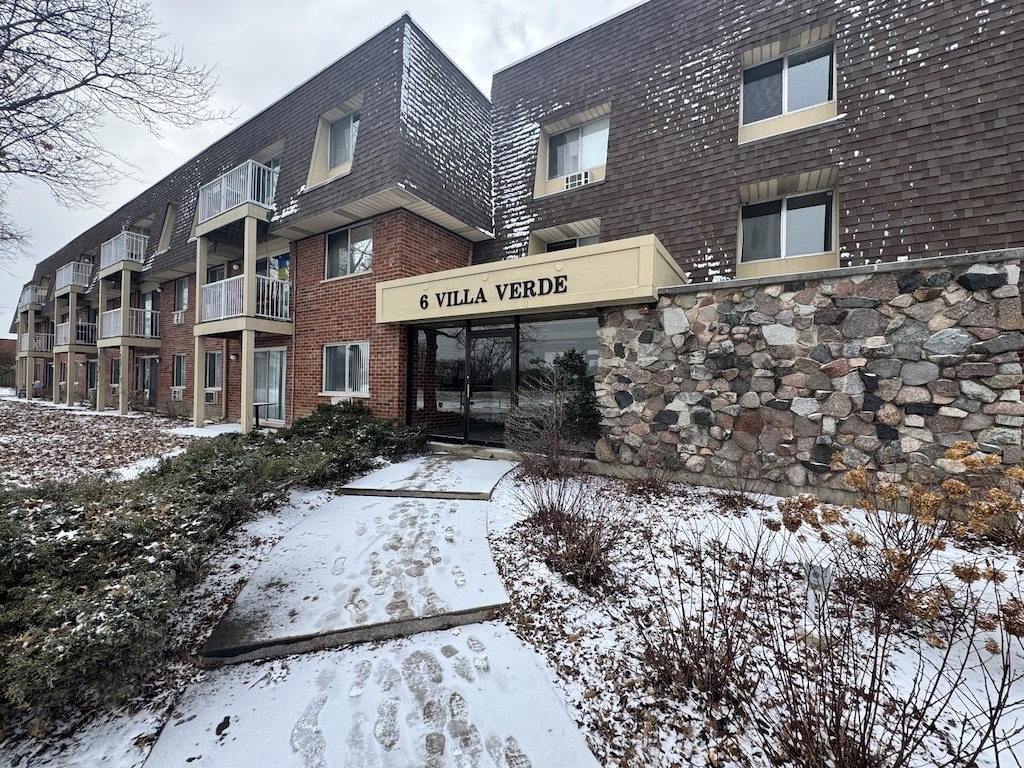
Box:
[145,455,601,767]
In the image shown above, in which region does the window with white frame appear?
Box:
[742,43,834,125]
[547,117,609,179]
[174,277,188,311]
[207,264,226,284]
[329,111,360,169]
[205,351,223,390]
[323,342,369,395]
[741,191,833,262]
[172,354,186,388]
[325,222,373,279]
[110,358,120,386]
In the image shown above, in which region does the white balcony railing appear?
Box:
[100,231,148,270]
[197,159,278,224]
[19,332,53,352]
[256,275,290,320]
[18,285,47,308]
[200,275,291,322]
[201,275,244,321]
[197,160,279,224]
[55,322,98,346]
[100,308,160,339]
[56,261,92,291]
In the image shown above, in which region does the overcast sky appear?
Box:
[2,0,640,335]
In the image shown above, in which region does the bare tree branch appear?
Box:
[0,0,229,260]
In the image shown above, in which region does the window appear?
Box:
[741,191,833,262]
[546,235,600,253]
[111,358,120,386]
[323,342,369,395]
[325,222,373,279]
[328,112,359,169]
[172,354,186,388]
[743,43,833,125]
[174,277,188,311]
[207,264,226,284]
[547,118,609,179]
[205,351,223,390]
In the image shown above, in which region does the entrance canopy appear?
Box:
[376,234,687,324]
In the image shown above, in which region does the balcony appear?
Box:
[100,308,160,339]
[56,261,92,291]
[55,322,97,347]
[201,275,290,322]
[100,232,148,270]
[18,285,47,309]
[19,332,53,353]
[197,160,279,224]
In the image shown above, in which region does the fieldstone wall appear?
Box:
[595,250,1024,489]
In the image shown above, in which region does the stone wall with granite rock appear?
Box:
[594,250,1024,490]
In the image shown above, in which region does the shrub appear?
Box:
[633,521,771,713]
[514,473,627,590]
[750,443,1024,766]
[0,403,425,717]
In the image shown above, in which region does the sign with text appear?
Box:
[376,234,687,324]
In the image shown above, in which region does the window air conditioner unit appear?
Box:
[564,170,591,190]
[170,388,183,402]
[172,310,185,324]
[204,389,218,405]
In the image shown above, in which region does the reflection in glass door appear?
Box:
[468,331,513,443]
[254,349,286,421]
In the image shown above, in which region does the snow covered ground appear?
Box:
[0,399,230,487]
[0,398,1022,767]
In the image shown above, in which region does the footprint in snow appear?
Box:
[355,522,367,536]
[349,659,372,698]
[330,556,346,575]
[289,693,328,768]
[402,650,444,705]
[373,697,400,751]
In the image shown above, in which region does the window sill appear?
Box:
[321,269,371,284]
[533,174,606,200]
[319,391,370,399]
[738,101,838,144]
[736,251,838,279]
[303,160,353,194]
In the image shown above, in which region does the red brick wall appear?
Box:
[289,209,472,422]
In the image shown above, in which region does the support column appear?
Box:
[51,297,61,402]
[193,337,205,428]
[196,237,208,325]
[243,217,257,317]
[120,270,131,337]
[193,237,209,429]
[66,293,77,406]
[96,278,107,411]
[118,345,129,414]
[240,329,255,434]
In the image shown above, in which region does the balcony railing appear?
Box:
[197,160,279,224]
[201,275,243,321]
[56,261,92,291]
[19,332,53,352]
[100,232,148,270]
[200,275,291,322]
[256,275,291,320]
[55,322,98,346]
[18,285,47,308]
[100,308,160,339]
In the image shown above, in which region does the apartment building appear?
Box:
[11,0,1024,491]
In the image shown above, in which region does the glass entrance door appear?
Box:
[136,356,157,407]
[468,331,513,443]
[254,349,286,422]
